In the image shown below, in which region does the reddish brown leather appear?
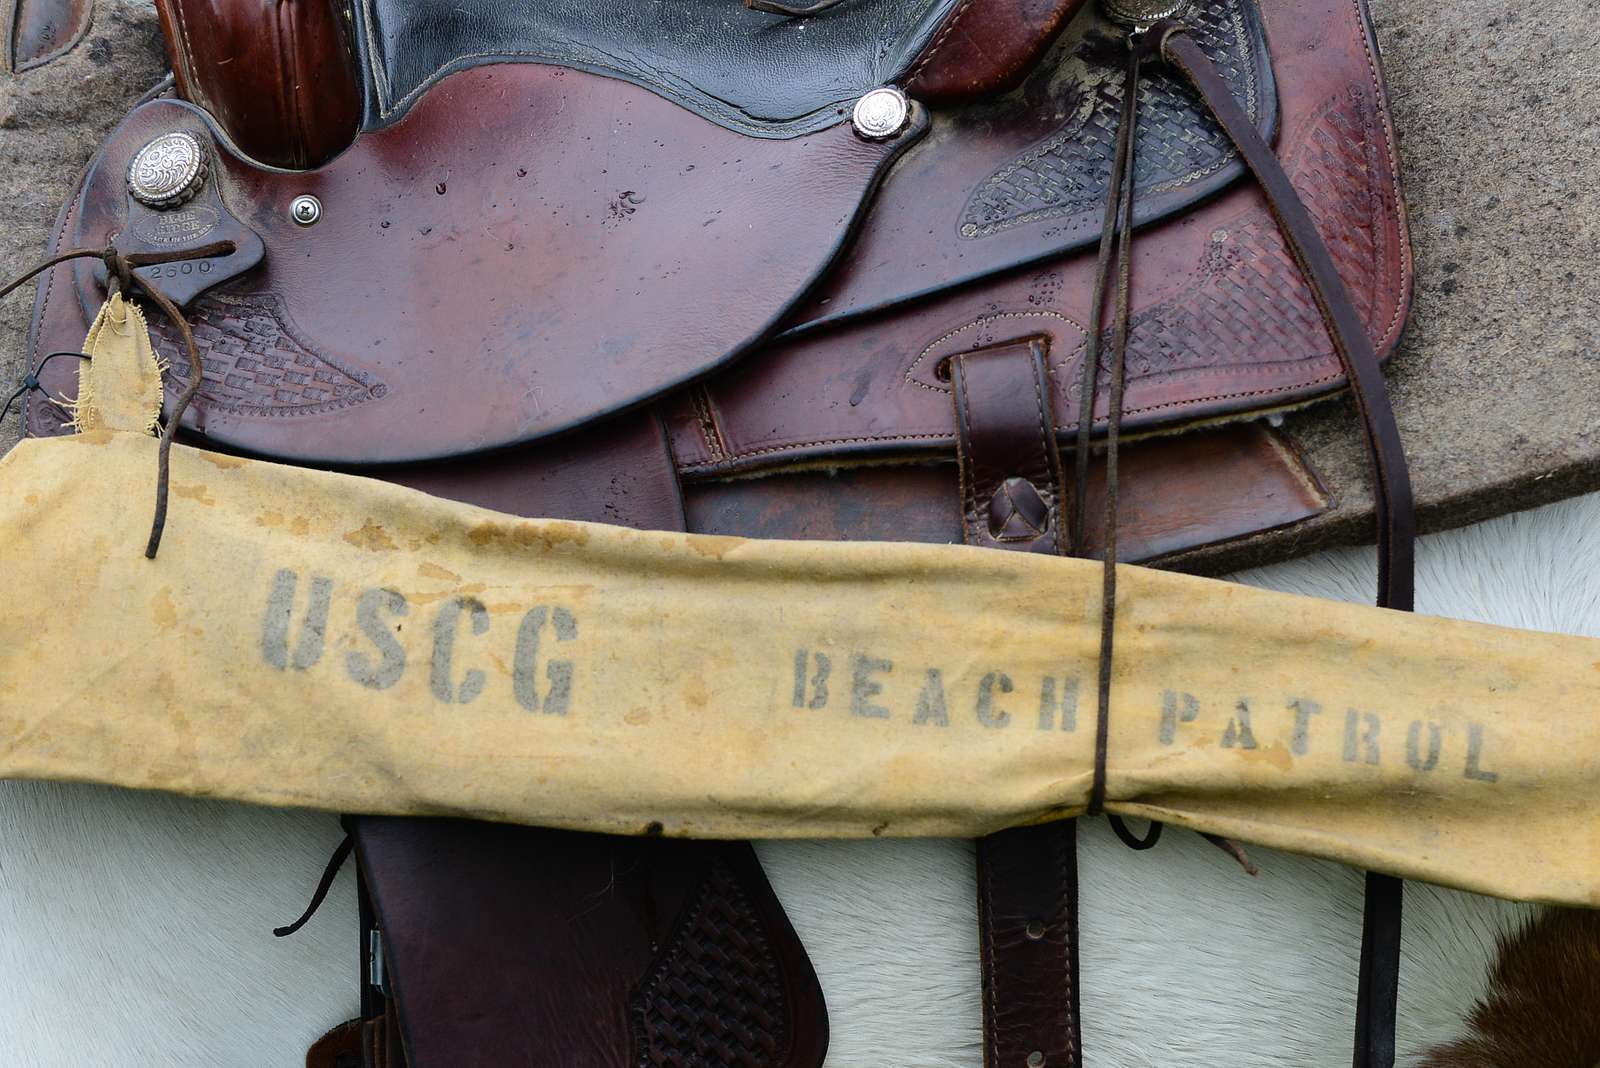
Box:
[661,0,1408,477]
[950,339,1067,554]
[351,818,828,1068]
[1161,22,1414,613]
[684,422,1328,563]
[5,0,89,71]
[904,0,1087,102]
[155,0,362,169]
[30,64,918,459]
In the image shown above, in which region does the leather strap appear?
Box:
[952,340,1082,1068]
[1158,27,1415,612]
[348,412,828,1068]
[1159,26,1415,1068]
[951,339,1069,556]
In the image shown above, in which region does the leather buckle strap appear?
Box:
[951,339,1083,1068]
[950,338,1069,556]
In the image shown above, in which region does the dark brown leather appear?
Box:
[979,823,1081,1068]
[89,162,265,309]
[1157,26,1415,1068]
[951,340,1082,1067]
[343,412,827,1068]
[305,1019,364,1068]
[154,0,362,169]
[683,422,1328,565]
[351,818,828,1068]
[905,0,1087,103]
[951,339,1068,554]
[5,0,89,71]
[28,0,1410,484]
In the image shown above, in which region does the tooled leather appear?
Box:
[149,289,389,419]
[780,0,1275,334]
[1054,88,1395,395]
[629,857,792,1067]
[951,340,1066,555]
[959,0,1266,239]
[667,16,1408,478]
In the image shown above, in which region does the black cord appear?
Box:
[0,351,92,426]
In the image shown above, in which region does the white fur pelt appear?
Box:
[5,493,1598,1067]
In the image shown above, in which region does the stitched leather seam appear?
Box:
[172,0,198,101]
[1056,829,1078,1066]
[683,366,1352,471]
[907,0,978,85]
[1028,347,1066,554]
[906,311,1083,395]
[1349,0,1412,352]
[978,841,1000,1068]
[690,386,727,463]
[953,356,979,544]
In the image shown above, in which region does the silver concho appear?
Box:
[1101,0,1191,27]
[851,87,912,141]
[127,131,208,210]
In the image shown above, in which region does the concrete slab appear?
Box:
[3,0,1597,573]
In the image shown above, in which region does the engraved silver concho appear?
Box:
[127,131,208,210]
[851,87,912,141]
[1101,0,1191,27]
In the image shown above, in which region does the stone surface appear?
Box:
[1,0,1596,572]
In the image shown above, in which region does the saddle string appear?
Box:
[273,834,355,938]
[1077,33,1166,856]
[0,241,235,559]
[1077,27,1259,876]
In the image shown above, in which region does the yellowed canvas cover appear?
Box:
[1,430,1597,907]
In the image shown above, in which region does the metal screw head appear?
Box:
[851,87,912,141]
[1101,0,1191,27]
[127,131,207,210]
[289,195,322,227]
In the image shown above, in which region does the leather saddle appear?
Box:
[20,0,1414,1064]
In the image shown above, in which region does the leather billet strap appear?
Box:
[951,341,1083,1068]
[1155,23,1415,1068]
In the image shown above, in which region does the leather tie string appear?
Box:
[0,241,234,559]
[1068,19,1417,1068]
[1073,32,1160,859]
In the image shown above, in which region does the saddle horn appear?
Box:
[153,0,363,169]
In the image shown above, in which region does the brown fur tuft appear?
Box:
[1421,908,1600,1067]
